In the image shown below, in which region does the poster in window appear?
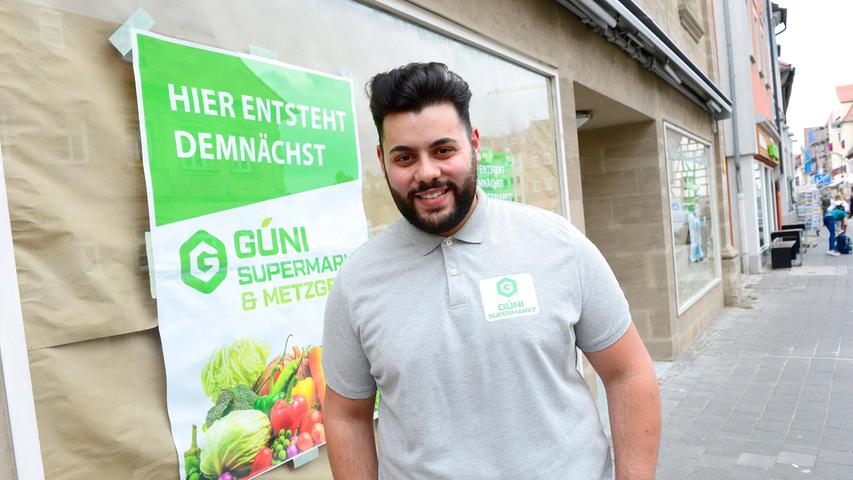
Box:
[133,31,368,479]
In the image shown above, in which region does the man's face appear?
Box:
[378,103,480,235]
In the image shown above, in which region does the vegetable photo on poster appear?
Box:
[131,31,369,479]
[183,336,328,479]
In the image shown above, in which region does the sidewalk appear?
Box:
[655,237,853,480]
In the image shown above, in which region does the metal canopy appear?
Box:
[557,0,733,120]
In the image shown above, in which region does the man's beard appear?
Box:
[387,163,478,235]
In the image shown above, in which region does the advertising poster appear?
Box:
[132,31,368,479]
[477,149,515,201]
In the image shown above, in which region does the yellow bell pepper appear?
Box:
[291,377,316,407]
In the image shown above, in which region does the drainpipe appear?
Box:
[722,0,749,271]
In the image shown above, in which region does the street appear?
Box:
[655,237,853,479]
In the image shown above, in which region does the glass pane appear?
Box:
[754,162,766,248]
[3,0,562,239]
[765,172,774,236]
[0,1,564,478]
[665,126,720,308]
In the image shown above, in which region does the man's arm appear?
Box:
[585,324,661,480]
[324,386,377,479]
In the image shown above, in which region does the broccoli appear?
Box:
[205,385,259,429]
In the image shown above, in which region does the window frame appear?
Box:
[358,0,570,219]
[663,121,722,315]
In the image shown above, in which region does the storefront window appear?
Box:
[665,124,720,311]
[0,1,565,478]
[754,162,772,249]
[754,163,766,248]
[766,170,775,234]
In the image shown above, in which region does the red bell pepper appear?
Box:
[251,447,273,474]
[270,394,308,435]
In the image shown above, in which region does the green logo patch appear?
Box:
[496,277,518,297]
[180,230,228,293]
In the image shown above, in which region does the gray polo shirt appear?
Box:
[323,190,631,479]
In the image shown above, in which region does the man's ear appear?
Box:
[376,144,386,174]
[471,127,481,164]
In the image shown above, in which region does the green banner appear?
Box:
[477,149,515,201]
[136,33,359,226]
[133,32,369,479]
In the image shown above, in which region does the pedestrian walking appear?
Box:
[321,62,661,480]
[824,193,849,256]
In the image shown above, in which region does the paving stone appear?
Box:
[744,441,784,457]
[654,468,688,480]
[756,419,790,433]
[705,437,748,456]
[777,451,817,468]
[814,462,853,480]
[665,442,706,460]
[785,429,821,446]
[772,462,816,478]
[657,453,696,473]
[656,244,853,478]
[752,429,788,444]
[737,452,777,470]
[818,449,853,466]
[687,466,731,479]
[728,465,773,479]
[789,418,824,432]
[696,453,737,470]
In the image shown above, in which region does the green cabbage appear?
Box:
[200,409,271,478]
[201,337,271,401]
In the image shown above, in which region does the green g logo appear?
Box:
[496,277,517,297]
[180,230,227,294]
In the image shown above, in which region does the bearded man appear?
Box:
[321,62,661,480]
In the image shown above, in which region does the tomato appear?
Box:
[297,432,314,452]
[299,408,323,434]
[311,423,325,444]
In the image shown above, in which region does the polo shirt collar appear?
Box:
[402,187,490,255]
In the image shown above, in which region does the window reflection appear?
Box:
[666,125,720,308]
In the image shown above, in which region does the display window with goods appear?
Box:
[664,123,721,314]
[0,0,567,478]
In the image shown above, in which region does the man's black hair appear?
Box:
[366,62,473,144]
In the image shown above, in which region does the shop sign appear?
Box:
[477,149,515,201]
[133,31,367,479]
[768,143,778,160]
[755,124,779,166]
[814,173,831,186]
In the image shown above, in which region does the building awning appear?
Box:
[557,0,732,119]
[779,62,795,115]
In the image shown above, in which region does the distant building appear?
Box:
[716,0,795,273]
[826,84,853,190]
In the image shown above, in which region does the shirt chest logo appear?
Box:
[479,273,540,321]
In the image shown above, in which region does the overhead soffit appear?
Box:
[574,82,651,131]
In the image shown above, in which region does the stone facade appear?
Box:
[0,0,734,477]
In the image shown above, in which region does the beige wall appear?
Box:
[1,0,728,476]
[578,122,673,359]
[577,118,725,360]
[634,0,721,83]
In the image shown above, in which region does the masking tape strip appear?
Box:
[108,7,155,60]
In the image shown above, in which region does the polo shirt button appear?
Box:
[445,239,453,246]
[450,268,458,276]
